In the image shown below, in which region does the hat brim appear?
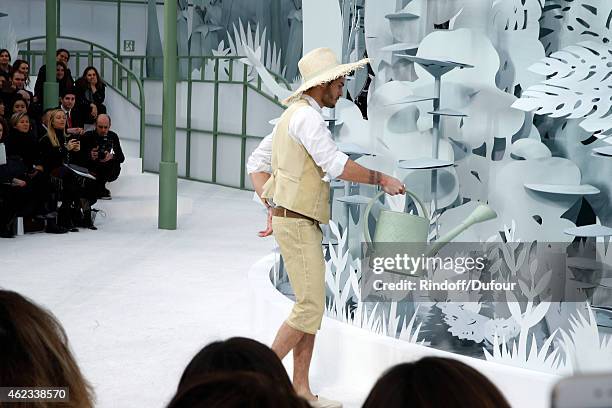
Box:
[281,58,370,106]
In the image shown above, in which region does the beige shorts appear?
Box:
[272,216,325,335]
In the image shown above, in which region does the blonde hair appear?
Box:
[45,109,65,147]
[0,290,95,408]
[9,111,29,129]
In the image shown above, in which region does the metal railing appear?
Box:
[18,36,147,160]
[118,54,291,189]
[18,37,292,189]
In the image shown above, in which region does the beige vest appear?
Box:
[261,98,330,224]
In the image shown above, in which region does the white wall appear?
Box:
[4,0,158,56]
[142,79,283,188]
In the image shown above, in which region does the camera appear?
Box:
[97,137,113,162]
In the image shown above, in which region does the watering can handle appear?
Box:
[363,188,430,243]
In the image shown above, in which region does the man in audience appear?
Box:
[9,71,27,92]
[58,90,85,137]
[1,71,26,107]
[79,114,124,199]
[36,108,54,138]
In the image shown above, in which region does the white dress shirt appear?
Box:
[246,95,348,182]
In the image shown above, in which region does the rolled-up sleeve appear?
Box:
[289,107,348,181]
[246,131,274,174]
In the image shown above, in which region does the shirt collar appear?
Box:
[302,94,323,114]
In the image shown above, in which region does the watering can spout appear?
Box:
[427,204,497,256]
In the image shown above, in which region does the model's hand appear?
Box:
[258,207,273,237]
[380,174,406,196]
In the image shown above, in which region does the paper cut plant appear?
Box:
[559,304,612,373]
[513,41,612,137]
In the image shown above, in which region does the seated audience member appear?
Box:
[34,49,75,103]
[75,66,106,124]
[0,289,95,407]
[0,117,28,238]
[17,89,32,107]
[35,61,73,108]
[9,95,41,141]
[167,372,309,408]
[7,113,39,170]
[37,107,54,137]
[9,70,27,94]
[14,90,41,139]
[0,70,26,108]
[0,98,5,120]
[58,90,85,137]
[362,357,511,408]
[177,337,296,395]
[6,112,61,234]
[0,49,11,78]
[39,109,97,230]
[10,95,28,116]
[12,59,30,86]
[79,114,124,199]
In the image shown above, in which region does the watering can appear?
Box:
[363,189,497,258]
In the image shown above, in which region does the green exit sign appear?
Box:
[123,40,135,52]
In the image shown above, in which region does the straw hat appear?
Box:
[282,47,369,105]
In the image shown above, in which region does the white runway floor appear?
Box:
[0,165,557,408]
[0,167,281,407]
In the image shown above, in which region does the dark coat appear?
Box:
[5,129,40,169]
[76,130,125,168]
[34,64,75,104]
[38,129,69,173]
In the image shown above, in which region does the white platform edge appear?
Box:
[248,254,560,408]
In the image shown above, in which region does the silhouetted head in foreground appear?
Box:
[362,357,511,408]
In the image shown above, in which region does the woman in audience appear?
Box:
[0,117,27,238]
[75,66,106,124]
[0,49,11,78]
[0,289,95,407]
[177,337,295,396]
[0,98,5,120]
[6,112,61,233]
[14,89,42,139]
[8,112,39,171]
[35,61,73,108]
[167,372,309,408]
[39,109,97,231]
[10,96,28,115]
[12,59,31,88]
[362,357,511,408]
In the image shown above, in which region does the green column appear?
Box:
[158,0,178,230]
[44,0,59,110]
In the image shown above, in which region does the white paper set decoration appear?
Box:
[383,29,525,211]
[451,0,546,93]
[513,41,612,137]
[364,0,463,82]
[540,0,612,55]
[0,12,19,63]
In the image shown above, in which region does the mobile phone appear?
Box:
[552,374,612,408]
